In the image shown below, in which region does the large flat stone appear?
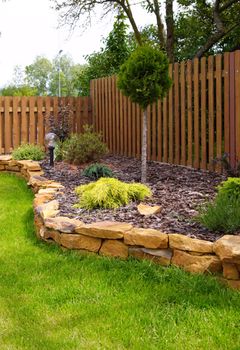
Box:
[172,249,222,274]
[60,234,101,253]
[0,155,12,164]
[36,200,59,220]
[129,247,172,266]
[17,160,41,171]
[76,221,132,239]
[99,240,128,259]
[137,203,161,216]
[169,234,213,253]
[124,228,168,249]
[44,216,84,233]
[213,235,240,263]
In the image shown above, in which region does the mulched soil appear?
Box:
[41,155,228,242]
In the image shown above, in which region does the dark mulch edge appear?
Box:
[41,155,230,242]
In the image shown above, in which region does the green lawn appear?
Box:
[0,172,240,350]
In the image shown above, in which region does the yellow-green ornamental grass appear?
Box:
[74,178,152,209]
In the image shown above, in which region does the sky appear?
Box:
[0,0,155,87]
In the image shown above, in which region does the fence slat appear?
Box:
[180,61,186,165]
[21,97,28,144]
[157,100,162,162]
[187,60,193,167]
[152,102,157,160]
[4,97,11,153]
[193,58,200,169]
[216,54,223,172]
[208,55,214,171]
[174,63,180,164]
[200,57,207,170]
[0,97,3,154]
[168,64,173,164]
[224,53,230,155]
[12,97,20,149]
[235,50,240,163]
[163,97,168,163]
[29,97,36,144]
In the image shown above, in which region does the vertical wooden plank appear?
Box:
[119,91,124,155]
[168,64,173,163]
[157,99,162,161]
[163,97,168,163]
[127,98,132,157]
[187,60,193,167]
[101,78,106,142]
[75,97,81,134]
[52,96,59,131]
[235,50,240,163]
[108,77,113,152]
[29,97,36,144]
[67,96,74,133]
[229,53,236,168]
[115,78,120,155]
[174,62,180,164]
[151,102,157,160]
[45,97,51,135]
[200,57,207,170]
[111,76,116,154]
[123,95,128,156]
[208,55,214,171]
[12,96,20,149]
[147,105,151,160]
[216,54,222,172]
[4,97,11,153]
[180,61,186,165]
[37,97,44,146]
[0,97,3,154]
[90,80,95,131]
[224,52,230,155]
[104,78,109,148]
[21,96,28,144]
[193,58,200,169]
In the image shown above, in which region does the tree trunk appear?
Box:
[141,108,148,183]
[165,0,174,63]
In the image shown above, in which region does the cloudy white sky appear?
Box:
[0,0,154,87]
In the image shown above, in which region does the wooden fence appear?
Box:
[0,96,91,154]
[91,50,240,172]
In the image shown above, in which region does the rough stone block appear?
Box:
[169,234,213,253]
[137,203,161,216]
[223,263,239,280]
[44,216,84,234]
[129,247,172,266]
[76,221,132,239]
[213,235,240,263]
[124,228,168,249]
[60,233,101,253]
[172,249,222,274]
[99,240,128,259]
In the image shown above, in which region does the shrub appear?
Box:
[217,177,240,200]
[196,177,240,232]
[12,143,45,161]
[83,163,113,180]
[47,104,73,142]
[62,125,108,164]
[196,195,240,233]
[74,178,152,209]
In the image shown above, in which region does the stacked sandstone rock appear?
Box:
[0,155,240,290]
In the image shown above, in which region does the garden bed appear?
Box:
[41,155,227,242]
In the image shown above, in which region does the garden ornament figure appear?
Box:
[45,132,58,166]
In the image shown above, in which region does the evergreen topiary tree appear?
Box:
[117,45,171,183]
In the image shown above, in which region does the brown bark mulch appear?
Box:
[41,155,228,242]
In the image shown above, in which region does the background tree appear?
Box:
[118,45,171,183]
[25,56,53,95]
[52,0,240,62]
[77,12,132,95]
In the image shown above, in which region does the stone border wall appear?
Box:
[1,155,240,290]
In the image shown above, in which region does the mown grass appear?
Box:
[0,172,240,350]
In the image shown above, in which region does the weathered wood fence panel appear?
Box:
[0,96,91,154]
[91,50,240,172]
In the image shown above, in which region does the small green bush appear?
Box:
[74,178,152,209]
[196,177,240,233]
[12,143,45,161]
[62,125,108,164]
[83,163,113,180]
[196,195,240,233]
[217,177,240,200]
